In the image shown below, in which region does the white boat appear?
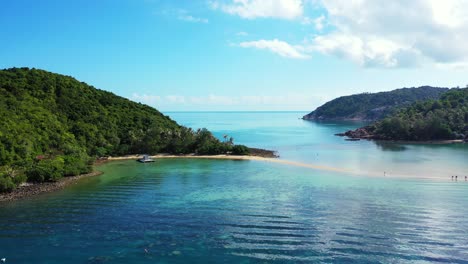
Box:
[137,155,154,163]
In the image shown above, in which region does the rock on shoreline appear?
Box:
[248,148,279,158]
[337,126,467,144]
[0,171,103,202]
[0,149,279,202]
[343,126,376,139]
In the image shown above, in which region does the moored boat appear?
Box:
[137,155,154,163]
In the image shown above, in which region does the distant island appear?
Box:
[338,88,468,142]
[303,86,449,121]
[0,68,275,194]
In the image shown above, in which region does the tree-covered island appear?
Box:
[303,87,449,121]
[341,88,468,141]
[0,68,265,193]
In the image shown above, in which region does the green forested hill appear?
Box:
[303,87,449,121]
[344,88,468,141]
[0,68,248,192]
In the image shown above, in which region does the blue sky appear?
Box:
[1,0,468,111]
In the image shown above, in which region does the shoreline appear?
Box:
[108,154,348,173]
[373,139,466,145]
[0,170,103,202]
[339,127,467,144]
[336,133,466,145]
[349,138,465,145]
[88,154,468,181]
[106,154,278,161]
[1,153,462,203]
[0,153,276,203]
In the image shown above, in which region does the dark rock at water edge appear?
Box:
[343,126,376,139]
[248,148,279,158]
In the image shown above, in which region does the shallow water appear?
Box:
[168,111,468,179]
[1,112,468,263]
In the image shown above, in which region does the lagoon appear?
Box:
[1,112,468,263]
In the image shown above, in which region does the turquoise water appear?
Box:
[169,112,468,179]
[1,112,468,263]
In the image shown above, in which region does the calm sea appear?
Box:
[169,111,468,179]
[1,111,467,263]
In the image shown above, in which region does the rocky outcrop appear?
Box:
[248,148,279,158]
[344,126,376,139]
[339,125,383,140]
[0,171,103,202]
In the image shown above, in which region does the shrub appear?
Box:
[26,166,45,183]
[231,145,250,155]
[0,176,15,193]
[12,173,27,185]
[63,154,90,176]
[199,142,233,155]
[26,156,65,182]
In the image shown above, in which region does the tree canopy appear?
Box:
[0,68,248,192]
[304,86,449,121]
[366,88,468,141]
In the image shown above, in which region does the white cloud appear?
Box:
[238,39,310,59]
[218,0,468,67]
[302,15,325,31]
[131,93,324,110]
[310,33,422,67]
[236,31,249,36]
[166,95,186,103]
[132,93,161,104]
[211,0,468,67]
[310,0,468,67]
[178,14,209,23]
[429,0,466,28]
[189,94,237,105]
[177,10,208,23]
[210,0,304,19]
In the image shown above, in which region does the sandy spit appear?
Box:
[2,153,457,203]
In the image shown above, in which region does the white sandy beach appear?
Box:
[105,154,452,180]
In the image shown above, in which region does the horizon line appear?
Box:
[163,110,310,113]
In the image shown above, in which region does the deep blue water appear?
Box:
[1,112,468,263]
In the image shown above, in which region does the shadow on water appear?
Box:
[373,141,407,152]
[373,140,468,153]
[301,119,369,128]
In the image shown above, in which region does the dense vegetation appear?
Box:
[0,68,249,192]
[303,87,449,121]
[345,88,468,141]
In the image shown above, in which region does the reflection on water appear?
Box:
[374,141,407,151]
